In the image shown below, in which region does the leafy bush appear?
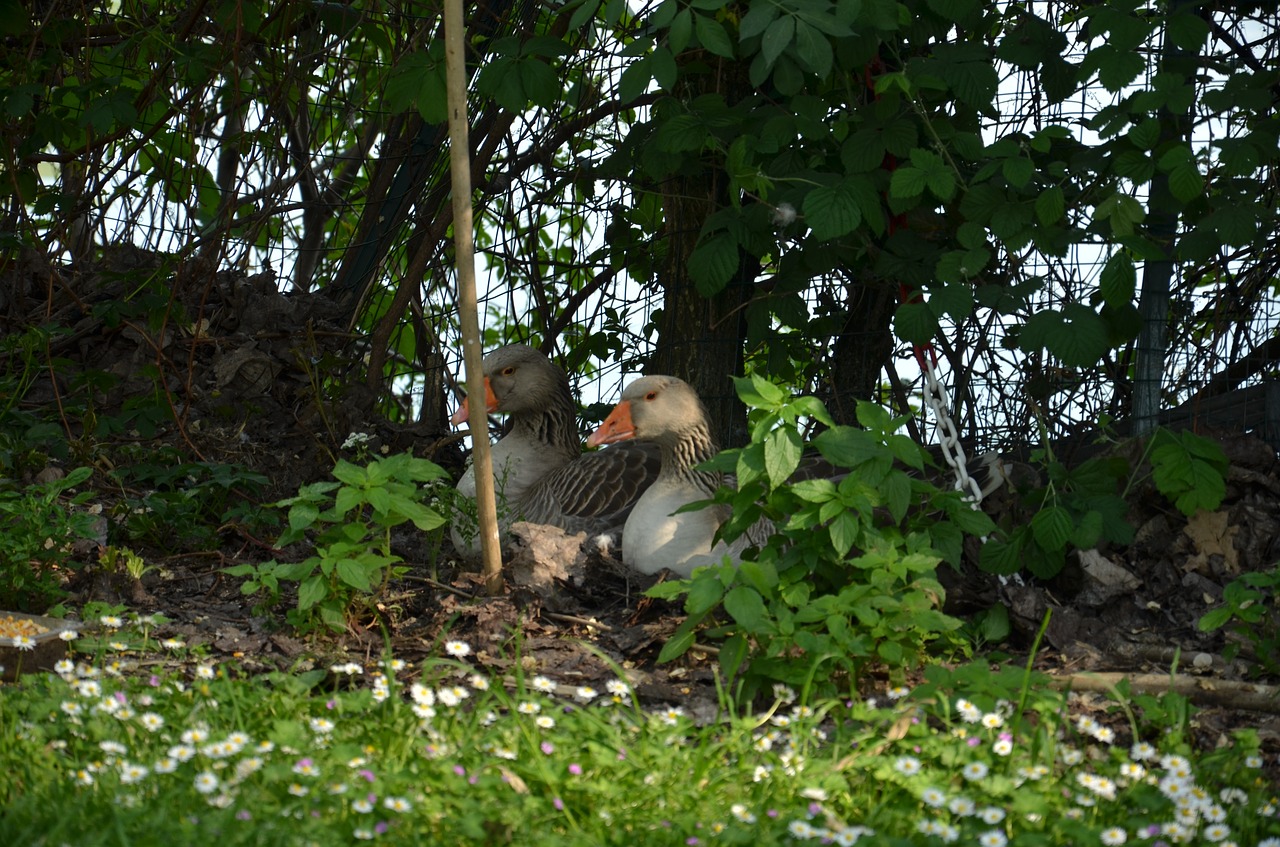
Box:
[979,427,1228,580]
[109,454,274,552]
[1148,428,1229,517]
[1199,566,1280,677]
[650,375,995,699]
[225,453,449,633]
[979,448,1134,579]
[0,466,100,611]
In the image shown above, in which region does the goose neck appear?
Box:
[664,424,721,491]
[510,384,579,455]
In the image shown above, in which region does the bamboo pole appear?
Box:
[443,0,503,593]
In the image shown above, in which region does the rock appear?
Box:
[1076,549,1140,607]
[505,521,590,597]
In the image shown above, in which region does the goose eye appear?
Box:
[501,367,515,375]
[645,391,657,401]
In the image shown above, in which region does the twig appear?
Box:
[1049,671,1280,715]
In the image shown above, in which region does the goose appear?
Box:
[449,344,661,555]
[586,374,771,577]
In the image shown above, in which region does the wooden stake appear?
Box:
[443,0,502,593]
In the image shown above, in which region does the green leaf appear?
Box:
[978,535,1023,575]
[828,510,859,558]
[1030,505,1073,551]
[718,633,749,680]
[297,574,328,611]
[331,460,365,486]
[1208,205,1257,247]
[929,282,975,319]
[519,58,561,107]
[1070,510,1104,549]
[1002,156,1034,188]
[1197,606,1233,633]
[645,579,692,600]
[684,574,726,616]
[931,46,998,108]
[734,373,786,407]
[1166,10,1209,51]
[889,167,927,199]
[694,12,735,59]
[760,15,794,68]
[977,603,1011,642]
[318,601,347,632]
[723,585,769,633]
[1093,192,1145,237]
[813,426,877,468]
[1034,185,1065,225]
[882,470,911,524]
[739,2,778,40]
[803,181,861,240]
[651,46,678,90]
[1095,45,1145,92]
[287,501,321,534]
[949,503,996,536]
[618,57,655,104]
[688,231,739,296]
[927,0,980,23]
[654,113,707,152]
[1166,158,1204,204]
[1151,432,1228,517]
[1113,150,1154,183]
[893,301,938,345]
[657,621,698,663]
[1127,118,1161,150]
[1020,304,1111,367]
[668,7,693,53]
[792,20,832,77]
[926,166,956,201]
[1099,252,1135,308]
[764,427,802,487]
[336,559,372,591]
[400,500,447,531]
[790,477,837,503]
[877,640,904,664]
[841,130,885,173]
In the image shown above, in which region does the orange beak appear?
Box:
[586,400,635,447]
[449,377,500,427]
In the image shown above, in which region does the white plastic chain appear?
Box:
[919,355,985,507]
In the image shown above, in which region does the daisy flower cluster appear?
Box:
[2,617,1277,847]
[784,687,1279,846]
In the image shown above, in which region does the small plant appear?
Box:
[0,466,100,611]
[1147,428,1229,516]
[224,452,449,633]
[978,427,1228,580]
[1199,566,1280,676]
[979,447,1133,579]
[649,374,995,699]
[110,454,272,552]
[98,545,152,581]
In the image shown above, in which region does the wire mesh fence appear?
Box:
[4,0,1277,458]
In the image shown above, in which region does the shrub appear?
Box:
[650,374,995,699]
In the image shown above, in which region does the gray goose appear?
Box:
[449,344,661,555]
[586,375,772,577]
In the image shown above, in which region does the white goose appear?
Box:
[586,374,771,577]
[450,344,660,555]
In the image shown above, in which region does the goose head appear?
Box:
[586,375,711,450]
[450,344,568,426]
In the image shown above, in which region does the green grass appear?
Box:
[0,616,1277,846]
